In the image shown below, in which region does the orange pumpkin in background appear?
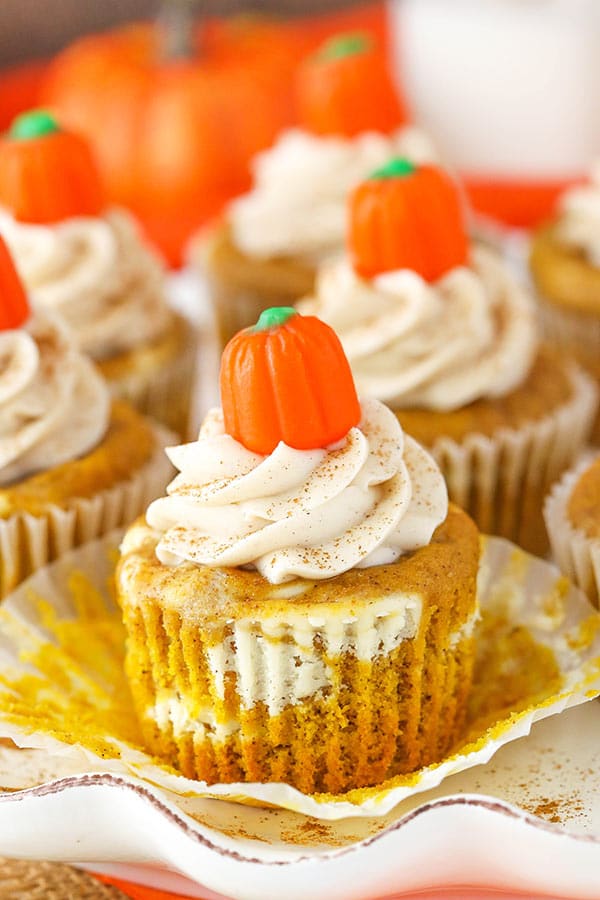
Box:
[349,158,469,282]
[221,307,361,455]
[41,3,388,266]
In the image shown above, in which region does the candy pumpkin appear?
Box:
[349,158,469,281]
[297,31,407,138]
[0,236,30,330]
[221,307,361,455]
[41,4,387,266]
[0,110,105,224]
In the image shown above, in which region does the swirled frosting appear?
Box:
[0,208,171,360]
[557,163,600,266]
[229,127,437,261]
[146,396,448,584]
[298,246,538,411]
[0,309,110,486]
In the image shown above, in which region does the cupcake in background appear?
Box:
[530,164,600,441]
[545,453,600,607]
[0,236,173,599]
[197,32,437,347]
[299,158,598,556]
[0,109,197,439]
[117,306,480,793]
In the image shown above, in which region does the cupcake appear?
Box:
[117,307,480,793]
[530,164,600,441]
[298,159,598,556]
[0,110,197,438]
[0,236,173,599]
[544,453,600,606]
[196,32,437,348]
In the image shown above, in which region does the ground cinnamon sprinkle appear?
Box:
[523,795,586,824]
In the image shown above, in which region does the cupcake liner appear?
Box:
[102,315,198,440]
[0,530,599,819]
[544,452,600,607]
[0,426,173,601]
[430,361,598,556]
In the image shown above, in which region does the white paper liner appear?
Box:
[0,427,173,601]
[544,451,600,606]
[0,531,599,821]
[430,361,598,550]
[104,314,198,440]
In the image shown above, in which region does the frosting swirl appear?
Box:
[0,209,171,360]
[229,127,437,261]
[0,310,110,486]
[146,397,448,584]
[298,246,538,411]
[557,163,600,266]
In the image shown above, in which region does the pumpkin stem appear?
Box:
[370,157,416,180]
[318,32,372,60]
[159,0,198,61]
[254,307,297,332]
[10,110,60,140]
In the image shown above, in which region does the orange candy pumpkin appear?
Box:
[0,236,30,330]
[296,31,407,138]
[221,307,361,455]
[0,110,105,224]
[349,158,469,282]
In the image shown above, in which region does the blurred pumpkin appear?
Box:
[0,61,48,131]
[41,3,387,266]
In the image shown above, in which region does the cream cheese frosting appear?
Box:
[557,163,600,266]
[298,245,538,411]
[146,396,448,584]
[0,208,171,360]
[229,126,437,261]
[0,309,110,485]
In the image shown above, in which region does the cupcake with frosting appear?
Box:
[117,307,480,793]
[0,235,173,599]
[197,32,437,347]
[530,164,600,441]
[0,109,197,438]
[299,158,598,556]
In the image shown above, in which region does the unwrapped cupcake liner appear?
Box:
[105,315,198,440]
[0,426,173,601]
[430,362,598,556]
[121,584,476,794]
[544,452,600,607]
[0,530,599,819]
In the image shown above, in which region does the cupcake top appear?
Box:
[229,33,436,262]
[299,158,538,411]
[0,236,110,486]
[0,110,171,361]
[146,307,448,584]
[555,163,600,267]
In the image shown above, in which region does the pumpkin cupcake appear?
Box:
[197,32,437,348]
[544,453,600,606]
[298,159,598,556]
[530,164,600,441]
[0,109,197,438]
[0,236,173,599]
[117,307,480,793]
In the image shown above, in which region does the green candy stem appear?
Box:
[370,157,417,180]
[319,32,371,61]
[10,109,60,140]
[254,307,297,332]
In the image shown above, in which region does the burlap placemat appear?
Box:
[0,858,129,899]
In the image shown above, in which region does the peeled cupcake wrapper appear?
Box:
[103,315,198,440]
[430,361,598,556]
[0,425,173,601]
[1,530,600,820]
[544,452,600,607]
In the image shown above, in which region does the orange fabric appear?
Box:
[95,873,211,899]
[0,62,47,131]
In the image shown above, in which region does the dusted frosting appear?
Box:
[229,127,437,261]
[146,396,448,584]
[298,246,538,411]
[557,163,600,267]
[0,209,171,360]
[0,310,110,485]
